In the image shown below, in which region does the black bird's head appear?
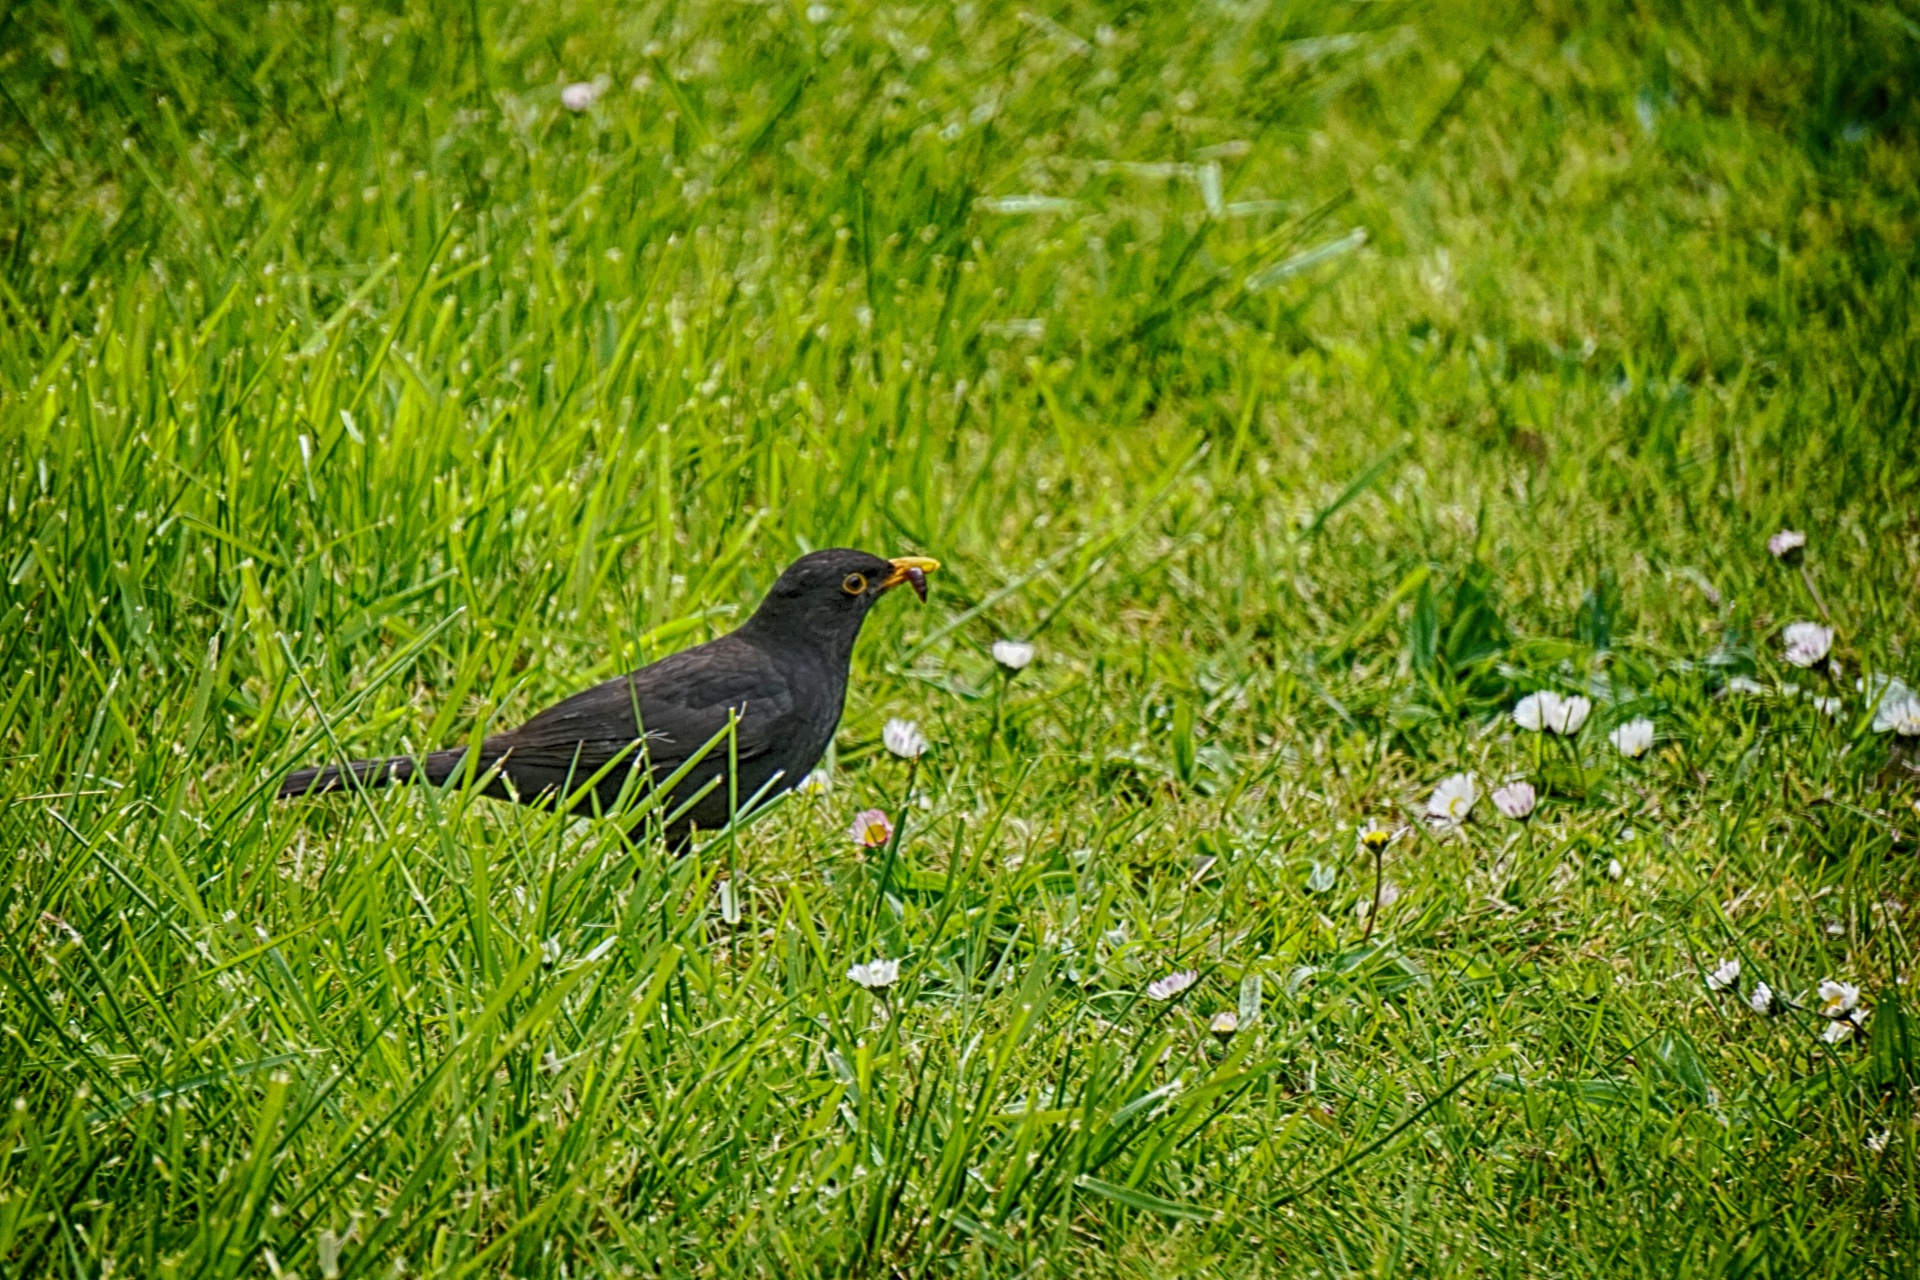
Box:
[740,548,940,656]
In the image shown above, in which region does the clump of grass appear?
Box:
[1,0,1917,1274]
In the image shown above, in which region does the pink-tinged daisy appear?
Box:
[850,809,894,848]
[1492,780,1536,820]
[1146,969,1197,1001]
[1781,622,1833,668]
[883,718,928,759]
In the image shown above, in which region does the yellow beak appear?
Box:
[880,555,940,600]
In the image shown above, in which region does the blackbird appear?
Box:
[278,548,938,845]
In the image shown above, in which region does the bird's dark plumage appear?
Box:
[278,549,936,845]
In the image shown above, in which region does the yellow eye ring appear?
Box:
[842,573,868,595]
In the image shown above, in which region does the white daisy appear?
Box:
[560,81,603,112]
[1864,674,1920,735]
[1553,695,1593,735]
[1209,1010,1239,1039]
[847,958,900,990]
[1513,691,1588,734]
[991,639,1035,671]
[1608,858,1624,880]
[1767,529,1806,559]
[1749,981,1772,1014]
[1146,969,1197,1001]
[1609,718,1655,758]
[1425,773,1478,826]
[1817,979,1860,1018]
[1492,781,1536,820]
[883,718,928,759]
[1705,958,1740,992]
[797,768,833,795]
[1821,1019,1853,1045]
[1511,691,1554,731]
[1781,622,1834,668]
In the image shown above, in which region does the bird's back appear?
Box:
[487,630,843,834]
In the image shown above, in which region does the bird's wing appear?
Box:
[487,638,794,776]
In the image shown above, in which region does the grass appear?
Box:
[2,0,1918,1273]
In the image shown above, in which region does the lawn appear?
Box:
[2,0,1918,1274]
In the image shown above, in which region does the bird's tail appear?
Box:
[277,748,474,800]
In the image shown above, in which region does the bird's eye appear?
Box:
[842,573,868,595]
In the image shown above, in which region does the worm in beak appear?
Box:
[882,556,940,601]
